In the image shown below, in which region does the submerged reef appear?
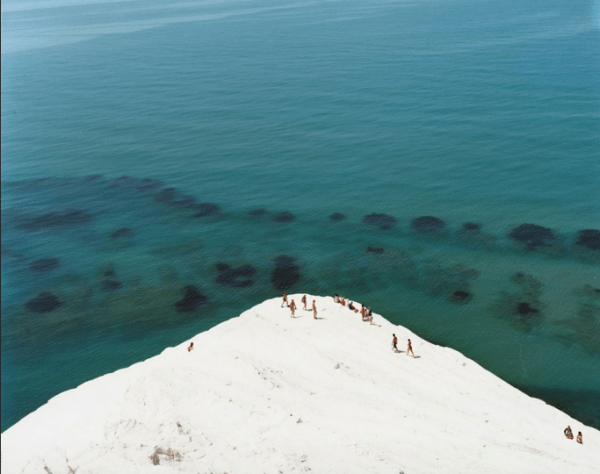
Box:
[175,285,208,313]
[576,229,600,250]
[423,262,479,301]
[101,280,123,291]
[411,216,446,235]
[29,258,60,273]
[194,203,220,217]
[362,213,397,230]
[555,303,600,354]
[273,212,295,223]
[13,209,92,231]
[366,246,385,254]
[110,228,134,239]
[271,256,301,290]
[508,224,564,256]
[329,212,346,222]
[573,229,600,263]
[25,292,62,313]
[449,290,472,304]
[457,222,497,249]
[491,272,545,332]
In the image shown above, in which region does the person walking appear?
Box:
[407,339,415,357]
[312,299,317,319]
[302,294,308,310]
[281,292,289,307]
[289,299,296,317]
[392,334,399,353]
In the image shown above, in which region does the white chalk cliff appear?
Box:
[2,295,599,473]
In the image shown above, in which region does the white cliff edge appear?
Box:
[2,295,599,473]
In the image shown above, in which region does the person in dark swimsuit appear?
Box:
[392,334,399,353]
[577,432,583,444]
[281,292,289,307]
[564,425,573,439]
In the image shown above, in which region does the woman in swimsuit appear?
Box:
[564,425,573,439]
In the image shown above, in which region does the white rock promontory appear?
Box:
[2,295,599,473]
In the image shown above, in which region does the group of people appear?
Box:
[281,292,318,319]
[392,334,415,357]
[281,293,417,358]
[564,425,583,444]
[333,294,374,324]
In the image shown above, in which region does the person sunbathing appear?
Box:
[564,425,573,439]
[348,302,358,313]
[577,432,583,444]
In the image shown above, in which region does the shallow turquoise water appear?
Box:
[2,0,599,432]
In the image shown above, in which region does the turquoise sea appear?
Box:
[1,0,599,432]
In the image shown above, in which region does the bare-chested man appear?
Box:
[281,292,289,307]
[392,334,399,353]
[289,299,296,317]
[302,294,307,310]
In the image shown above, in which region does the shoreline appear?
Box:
[2,295,599,473]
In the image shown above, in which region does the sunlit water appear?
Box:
[2,0,599,432]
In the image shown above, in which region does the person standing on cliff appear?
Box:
[407,339,415,357]
[289,299,296,317]
[392,334,399,353]
[302,294,308,310]
[312,299,317,319]
[281,292,289,307]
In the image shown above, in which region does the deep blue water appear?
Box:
[1,0,599,432]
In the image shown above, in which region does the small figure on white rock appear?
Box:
[407,339,415,357]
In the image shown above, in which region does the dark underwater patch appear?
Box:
[271,255,300,290]
[329,212,346,222]
[110,227,134,239]
[14,209,92,231]
[194,203,220,217]
[508,223,556,250]
[101,280,123,291]
[25,292,62,313]
[362,213,396,230]
[273,212,295,223]
[29,258,60,272]
[411,216,446,234]
[175,285,208,313]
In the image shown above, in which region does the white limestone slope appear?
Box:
[2,295,599,474]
